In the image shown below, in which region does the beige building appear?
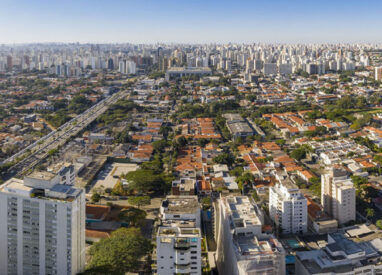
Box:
[375,66,382,81]
[321,167,356,225]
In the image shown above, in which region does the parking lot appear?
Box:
[89,162,138,192]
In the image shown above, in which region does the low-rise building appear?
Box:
[296,233,382,275]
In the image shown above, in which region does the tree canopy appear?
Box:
[86,227,151,274]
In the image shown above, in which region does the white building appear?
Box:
[47,162,75,186]
[160,195,201,228]
[157,226,202,275]
[321,167,356,225]
[296,233,382,275]
[263,63,277,75]
[0,173,85,275]
[279,63,292,75]
[157,196,202,275]
[126,60,136,74]
[216,196,285,275]
[269,181,308,234]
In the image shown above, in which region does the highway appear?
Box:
[3,89,128,179]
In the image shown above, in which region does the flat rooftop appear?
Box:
[0,178,33,196]
[0,177,82,202]
[26,170,56,181]
[162,195,199,214]
[224,196,261,228]
[158,226,201,237]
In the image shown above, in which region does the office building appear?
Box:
[321,167,356,225]
[216,196,285,275]
[269,181,308,234]
[0,171,85,275]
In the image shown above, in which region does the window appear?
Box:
[191,256,197,259]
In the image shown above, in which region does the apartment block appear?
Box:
[157,226,202,275]
[269,181,308,234]
[0,173,85,275]
[321,167,356,225]
[216,196,285,275]
[156,195,202,275]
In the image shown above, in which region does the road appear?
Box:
[3,89,128,179]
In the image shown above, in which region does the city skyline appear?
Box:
[1,0,382,44]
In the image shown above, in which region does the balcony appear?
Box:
[174,237,192,249]
[175,263,191,274]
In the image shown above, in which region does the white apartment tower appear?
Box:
[156,196,202,275]
[216,196,285,275]
[0,168,85,275]
[156,226,202,275]
[269,181,308,234]
[321,167,356,225]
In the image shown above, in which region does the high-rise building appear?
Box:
[279,63,292,75]
[263,63,277,75]
[6,55,13,70]
[269,181,308,234]
[156,226,202,275]
[107,58,114,70]
[0,166,85,275]
[216,196,286,275]
[375,66,382,81]
[156,196,201,275]
[321,167,356,225]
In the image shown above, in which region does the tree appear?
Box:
[91,193,101,203]
[152,140,168,153]
[176,136,187,148]
[48,148,59,157]
[124,169,166,193]
[366,208,375,219]
[252,190,260,202]
[87,227,151,274]
[236,172,255,190]
[213,152,235,167]
[290,147,307,161]
[128,196,150,208]
[376,219,382,230]
[201,197,212,210]
[229,166,244,177]
[119,207,146,226]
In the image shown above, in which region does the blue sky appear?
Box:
[0,0,381,44]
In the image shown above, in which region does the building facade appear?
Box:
[216,196,285,275]
[269,182,308,234]
[0,175,85,275]
[321,167,356,225]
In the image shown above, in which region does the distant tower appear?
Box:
[6,56,12,70]
[107,58,114,70]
